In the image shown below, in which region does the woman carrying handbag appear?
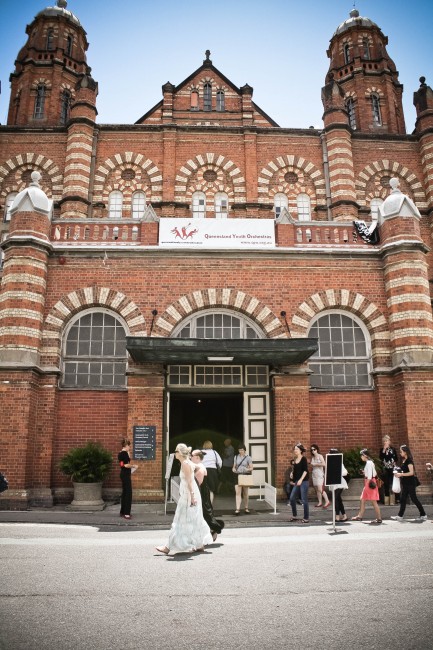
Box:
[351,448,382,525]
[232,444,253,515]
[391,445,427,522]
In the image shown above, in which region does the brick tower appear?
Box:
[7,0,91,127]
[326,8,406,135]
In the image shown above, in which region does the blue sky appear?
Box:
[0,0,432,130]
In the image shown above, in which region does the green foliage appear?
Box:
[343,446,381,479]
[59,442,113,483]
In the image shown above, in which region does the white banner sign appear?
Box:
[159,218,275,249]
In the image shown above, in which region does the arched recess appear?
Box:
[40,286,146,367]
[355,160,427,209]
[93,153,163,206]
[258,155,326,211]
[0,154,63,202]
[153,288,287,339]
[291,289,390,365]
[174,153,246,207]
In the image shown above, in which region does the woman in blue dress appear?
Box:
[156,444,212,555]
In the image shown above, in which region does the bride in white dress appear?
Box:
[156,444,213,555]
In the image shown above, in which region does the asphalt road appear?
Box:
[1,521,432,650]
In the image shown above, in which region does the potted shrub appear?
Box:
[59,441,113,510]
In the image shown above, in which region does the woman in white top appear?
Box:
[232,444,254,515]
[351,448,382,525]
[310,444,330,509]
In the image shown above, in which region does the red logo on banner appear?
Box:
[171,224,199,240]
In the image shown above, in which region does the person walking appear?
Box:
[310,444,330,509]
[191,449,224,542]
[156,444,212,555]
[379,435,399,505]
[232,444,254,515]
[289,443,310,523]
[351,449,382,525]
[328,447,349,522]
[391,445,428,522]
[201,440,222,504]
[118,438,137,520]
[219,438,235,494]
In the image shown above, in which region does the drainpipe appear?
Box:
[320,131,332,221]
[87,126,99,218]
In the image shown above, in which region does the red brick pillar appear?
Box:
[380,178,433,490]
[272,368,311,495]
[126,367,165,502]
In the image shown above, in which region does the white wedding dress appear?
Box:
[166,460,213,555]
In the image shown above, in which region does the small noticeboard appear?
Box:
[133,425,156,460]
[325,453,343,486]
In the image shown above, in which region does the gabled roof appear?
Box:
[135,58,279,127]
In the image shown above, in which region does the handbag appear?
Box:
[392,475,401,494]
[238,474,254,487]
[376,476,384,489]
[0,473,8,493]
[414,476,421,487]
[368,479,377,489]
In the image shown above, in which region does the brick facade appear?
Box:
[1,5,432,508]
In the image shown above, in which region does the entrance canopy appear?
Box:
[126,337,318,365]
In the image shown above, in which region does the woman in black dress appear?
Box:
[379,435,399,505]
[289,443,310,523]
[118,438,137,519]
[391,445,427,522]
[191,449,224,541]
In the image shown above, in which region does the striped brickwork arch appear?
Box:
[0,154,63,202]
[153,288,287,339]
[257,155,326,208]
[355,160,427,209]
[40,286,146,366]
[175,154,246,205]
[93,153,163,205]
[291,289,390,365]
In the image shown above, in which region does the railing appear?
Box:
[257,482,279,515]
[293,223,365,246]
[51,221,142,243]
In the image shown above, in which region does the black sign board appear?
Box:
[133,425,156,460]
[325,453,343,486]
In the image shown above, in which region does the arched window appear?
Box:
[34,84,46,119]
[203,83,212,111]
[216,90,225,112]
[343,43,351,64]
[297,193,311,221]
[308,312,371,388]
[4,192,17,222]
[65,34,73,57]
[274,193,288,220]
[362,38,370,60]
[190,90,199,110]
[62,310,127,388]
[370,198,383,220]
[192,191,206,218]
[174,309,263,339]
[346,98,357,130]
[60,89,71,125]
[108,191,123,218]
[371,94,381,125]
[215,192,228,218]
[46,28,54,51]
[132,191,146,219]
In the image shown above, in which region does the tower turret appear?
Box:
[7,0,93,127]
[326,9,405,134]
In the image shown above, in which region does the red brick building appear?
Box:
[1,3,433,507]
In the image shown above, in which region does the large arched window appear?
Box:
[34,84,46,119]
[108,191,123,218]
[343,43,351,64]
[46,28,54,51]
[308,312,371,388]
[132,191,146,219]
[65,34,73,57]
[62,310,127,388]
[274,193,288,220]
[192,191,206,218]
[4,192,17,222]
[297,193,311,221]
[362,38,371,60]
[371,93,382,125]
[203,83,212,111]
[215,192,228,218]
[346,98,357,130]
[174,309,263,339]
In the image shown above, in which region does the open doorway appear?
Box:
[168,392,243,457]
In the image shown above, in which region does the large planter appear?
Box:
[68,482,105,511]
[345,477,364,501]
